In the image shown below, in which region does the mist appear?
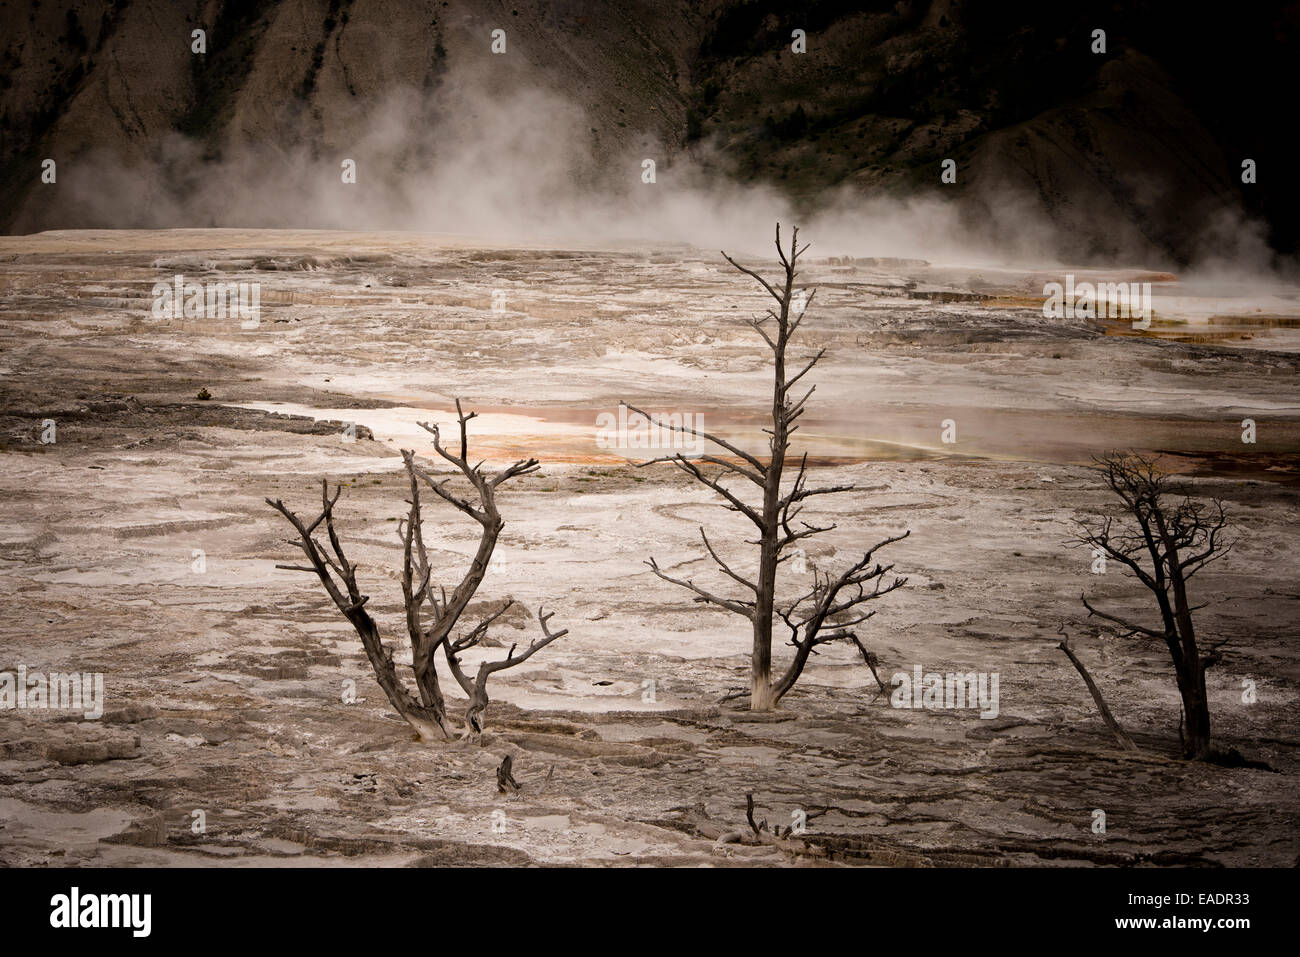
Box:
[42,77,1289,280]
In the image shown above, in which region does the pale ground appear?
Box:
[0,229,1297,866]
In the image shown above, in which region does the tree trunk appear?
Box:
[412,656,447,726]
[751,536,778,709]
[340,609,444,740]
[1178,664,1213,759]
[1162,517,1214,758]
[1057,640,1138,750]
[751,308,789,711]
[750,664,776,710]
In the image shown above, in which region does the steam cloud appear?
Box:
[43,77,1290,277]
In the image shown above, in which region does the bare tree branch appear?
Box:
[267,401,567,741]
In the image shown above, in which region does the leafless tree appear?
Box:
[627,224,908,711]
[266,400,568,742]
[1074,451,1231,759]
[1056,625,1137,751]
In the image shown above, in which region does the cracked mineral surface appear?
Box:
[1,230,1297,866]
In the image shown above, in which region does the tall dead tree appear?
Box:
[1074,452,1231,759]
[267,400,568,741]
[627,224,908,711]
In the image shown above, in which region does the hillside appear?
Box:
[1,0,1295,265]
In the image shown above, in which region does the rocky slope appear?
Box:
[1,1,1296,265]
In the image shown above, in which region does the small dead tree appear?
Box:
[1056,626,1137,751]
[1074,452,1230,759]
[266,400,568,742]
[628,224,908,711]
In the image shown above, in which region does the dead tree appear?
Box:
[627,224,908,711]
[1074,452,1231,759]
[496,755,521,794]
[267,400,568,742]
[1056,627,1137,751]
